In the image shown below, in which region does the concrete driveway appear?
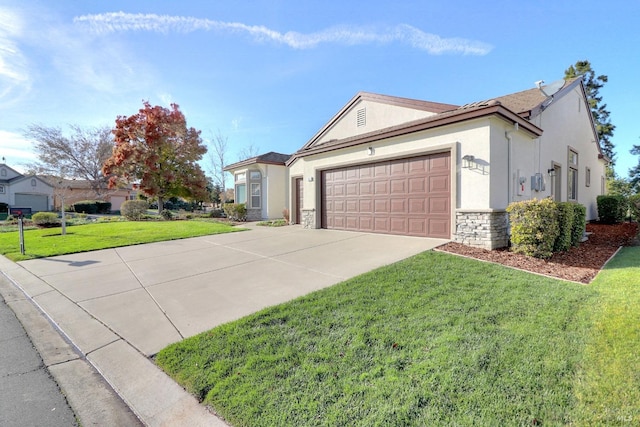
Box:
[1,224,446,425]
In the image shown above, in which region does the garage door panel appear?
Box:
[322,152,450,238]
[374,181,389,195]
[389,218,407,234]
[390,179,407,194]
[390,199,406,213]
[428,219,450,238]
[429,175,449,192]
[408,198,426,214]
[374,199,389,213]
[429,198,450,214]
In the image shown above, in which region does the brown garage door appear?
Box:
[321,152,450,238]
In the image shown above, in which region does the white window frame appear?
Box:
[568,148,578,201]
[251,183,261,208]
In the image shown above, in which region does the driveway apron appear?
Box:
[4,224,447,426]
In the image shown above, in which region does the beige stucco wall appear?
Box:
[317,99,437,145]
[517,88,606,220]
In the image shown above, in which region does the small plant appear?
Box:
[223,203,247,221]
[121,200,149,221]
[257,219,288,227]
[32,212,61,228]
[161,209,174,220]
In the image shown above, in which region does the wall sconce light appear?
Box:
[307,176,314,182]
[461,154,475,169]
[367,147,374,156]
[547,168,556,177]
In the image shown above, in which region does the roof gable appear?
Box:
[224,152,291,171]
[301,92,459,151]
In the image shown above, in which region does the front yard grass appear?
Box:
[0,220,243,261]
[156,251,598,426]
[572,246,640,425]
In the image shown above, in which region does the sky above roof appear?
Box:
[1,0,638,180]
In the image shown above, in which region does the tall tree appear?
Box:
[103,101,208,213]
[206,130,229,205]
[565,60,616,167]
[24,124,113,197]
[629,144,640,193]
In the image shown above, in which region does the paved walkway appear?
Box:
[0,291,77,427]
[0,224,446,426]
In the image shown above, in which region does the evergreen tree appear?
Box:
[629,144,640,193]
[565,60,616,167]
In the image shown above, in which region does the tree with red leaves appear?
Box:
[103,101,208,213]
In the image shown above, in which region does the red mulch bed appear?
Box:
[437,222,639,284]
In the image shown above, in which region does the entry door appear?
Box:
[295,178,303,224]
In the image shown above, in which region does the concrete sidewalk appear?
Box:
[1,224,446,426]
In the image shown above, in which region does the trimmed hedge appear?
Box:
[507,199,587,258]
[571,203,587,246]
[32,212,61,228]
[629,194,640,221]
[553,202,575,252]
[121,200,149,221]
[223,203,247,221]
[597,195,626,224]
[507,198,559,259]
[72,200,112,214]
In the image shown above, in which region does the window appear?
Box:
[251,183,261,208]
[568,168,578,200]
[0,169,6,177]
[0,185,4,193]
[250,171,261,180]
[31,178,37,187]
[235,172,246,182]
[585,167,591,187]
[568,149,578,201]
[236,184,246,203]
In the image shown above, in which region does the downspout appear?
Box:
[504,122,519,205]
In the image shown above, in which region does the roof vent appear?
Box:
[356,108,366,127]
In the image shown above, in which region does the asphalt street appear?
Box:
[0,293,78,427]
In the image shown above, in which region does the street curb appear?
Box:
[0,271,143,427]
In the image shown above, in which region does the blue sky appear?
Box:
[1,0,639,180]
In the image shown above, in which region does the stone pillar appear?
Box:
[455,209,509,250]
[302,209,316,229]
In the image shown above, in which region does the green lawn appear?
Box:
[0,220,243,261]
[156,251,601,426]
[572,246,640,425]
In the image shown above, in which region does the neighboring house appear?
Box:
[49,178,137,212]
[0,164,54,212]
[224,152,291,221]
[232,77,608,249]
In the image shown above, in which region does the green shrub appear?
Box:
[208,209,225,218]
[553,202,575,252]
[223,203,247,221]
[597,195,626,224]
[121,200,149,221]
[571,203,587,246]
[629,194,640,221]
[161,209,173,220]
[0,202,8,214]
[32,212,61,228]
[71,200,112,214]
[507,198,559,259]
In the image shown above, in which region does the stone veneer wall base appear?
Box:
[302,209,316,229]
[455,210,509,250]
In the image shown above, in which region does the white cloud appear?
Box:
[74,12,493,56]
[0,7,31,105]
[0,130,36,169]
